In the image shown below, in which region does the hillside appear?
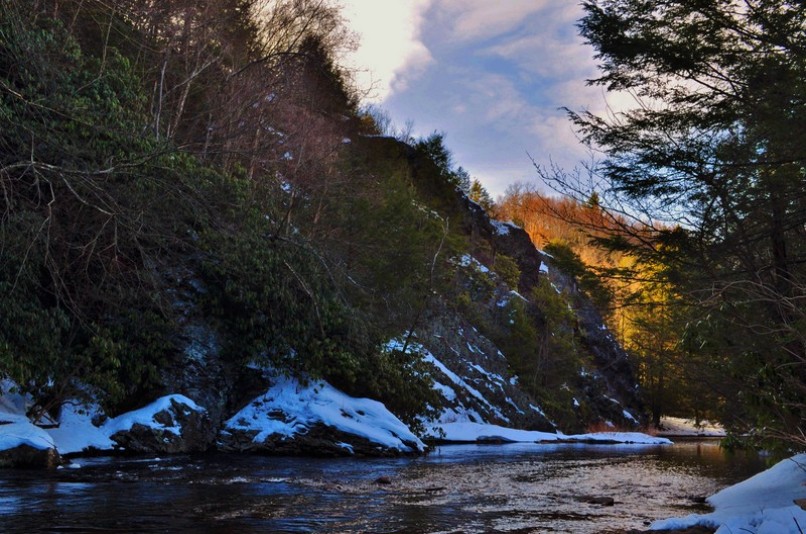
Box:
[0,0,647,463]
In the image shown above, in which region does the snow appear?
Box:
[490,219,512,235]
[652,454,806,534]
[223,375,425,453]
[456,254,490,274]
[0,393,205,456]
[102,395,204,437]
[46,402,114,454]
[539,261,549,274]
[0,413,56,452]
[421,351,508,422]
[622,409,638,424]
[657,416,725,437]
[432,381,457,402]
[427,421,671,445]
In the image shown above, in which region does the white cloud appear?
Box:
[340,0,434,101]
[433,0,552,41]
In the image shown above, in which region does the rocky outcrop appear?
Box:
[450,182,644,428]
[0,414,61,468]
[411,298,556,432]
[217,374,426,457]
[107,396,214,454]
[0,443,60,469]
[160,269,272,443]
[220,422,419,457]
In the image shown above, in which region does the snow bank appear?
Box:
[0,382,56,452]
[652,454,806,534]
[224,375,425,453]
[428,421,671,445]
[47,402,114,454]
[428,421,556,442]
[658,416,726,437]
[102,394,204,437]
[0,413,56,452]
[1,393,206,456]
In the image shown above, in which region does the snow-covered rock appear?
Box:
[218,375,425,456]
[104,395,212,454]
[0,412,60,468]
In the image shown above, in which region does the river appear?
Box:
[0,440,764,533]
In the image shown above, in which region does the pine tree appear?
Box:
[572,0,806,447]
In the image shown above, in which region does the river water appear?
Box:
[0,440,764,533]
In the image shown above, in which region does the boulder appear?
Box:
[0,416,61,468]
[220,421,419,457]
[107,395,214,454]
[217,375,426,457]
[0,443,60,469]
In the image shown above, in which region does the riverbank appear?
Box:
[628,453,806,534]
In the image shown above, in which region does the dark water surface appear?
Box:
[0,440,764,533]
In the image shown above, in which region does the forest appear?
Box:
[1,0,805,456]
[499,0,806,451]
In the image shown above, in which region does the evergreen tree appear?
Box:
[571,0,806,447]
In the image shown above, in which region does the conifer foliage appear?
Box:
[567,0,806,447]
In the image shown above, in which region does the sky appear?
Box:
[339,0,631,198]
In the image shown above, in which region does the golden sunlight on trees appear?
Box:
[544,0,806,449]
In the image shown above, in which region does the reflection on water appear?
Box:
[0,440,763,533]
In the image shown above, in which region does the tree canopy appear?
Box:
[565,0,806,447]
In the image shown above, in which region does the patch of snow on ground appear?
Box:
[622,409,638,424]
[224,375,424,453]
[657,416,726,437]
[539,261,549,274]
[491,220,517,236]
[0,413,56,452]
[468,363,506,387]
[652,454,806,534]
[47,402,114,454]
[421,351,508,422]
[432,380,457,402]
[427,422,670,445]
[456,254,490,274]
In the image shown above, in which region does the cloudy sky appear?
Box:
[339,0,627,197]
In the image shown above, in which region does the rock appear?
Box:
[374,476,392,485]
[578,495,615,506]
[0,416,62,468]
[219,421,418,457]
[108,397,214,454]
[588,496,615,506]
[0,444,60,469]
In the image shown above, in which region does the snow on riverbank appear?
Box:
[428,421,671,445]
[0,412,56,452]
[652,453,806,533]
[222,375,426,453]
[0,392,203,456]
[657,416,725,437]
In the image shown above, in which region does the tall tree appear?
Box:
[567,0,806,446]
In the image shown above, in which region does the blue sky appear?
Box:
[340,1,632,197]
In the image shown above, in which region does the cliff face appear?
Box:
[394,136,644,431]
